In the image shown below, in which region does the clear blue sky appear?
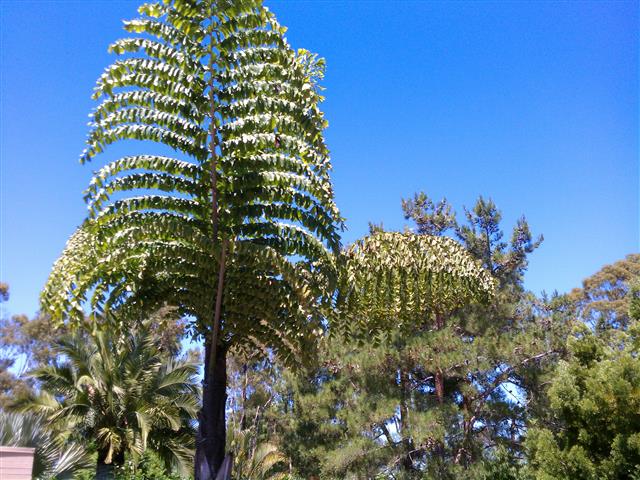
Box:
[1,0,638,317]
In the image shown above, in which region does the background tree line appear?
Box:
[2,193,638,479]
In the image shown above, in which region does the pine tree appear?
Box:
[274,194,561,478]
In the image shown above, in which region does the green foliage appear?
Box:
[0,312,65,369]
[327,225,499,476]
[569,254,640,332]
[525,288,640,479]
[41,0,343,367]
[402,193,456,236]
[115,450,187,480]
[0,283,65,408]
[0,312,67,407]
[0,411,94,479]
[630,281,640,321]
[224,354,299,479]
[15,321,199,475]
[229,427,287,480]
[39,2,343,475]
[339,230,496,338]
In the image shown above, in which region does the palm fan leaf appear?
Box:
[0,411,94,479]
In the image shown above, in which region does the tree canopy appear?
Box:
[38,1,343,477]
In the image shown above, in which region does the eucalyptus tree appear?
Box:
[568,253,640,332]
[41,0,342,478]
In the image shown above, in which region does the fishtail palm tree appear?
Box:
[41,0,342,477]
[17,325,199,479]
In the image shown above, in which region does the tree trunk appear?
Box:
[435,370,444,404]
[96,460,116,480]
[95,449,124,480]
[399,368,417,473]
[240,363,248,431]
[434,313,445,404]
[195,341,227,480]
[95,460,115,480]
[456,395,474,466]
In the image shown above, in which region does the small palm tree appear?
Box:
[229,427,288,480]
[16,324,199,479]
[0,411,93,479]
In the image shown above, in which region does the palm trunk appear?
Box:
[196,31,227,477]
[195,341,227,480]
[95,461,115,480]
[95,450,124,480]
[434,313,445,404]
[95,459,116,480]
